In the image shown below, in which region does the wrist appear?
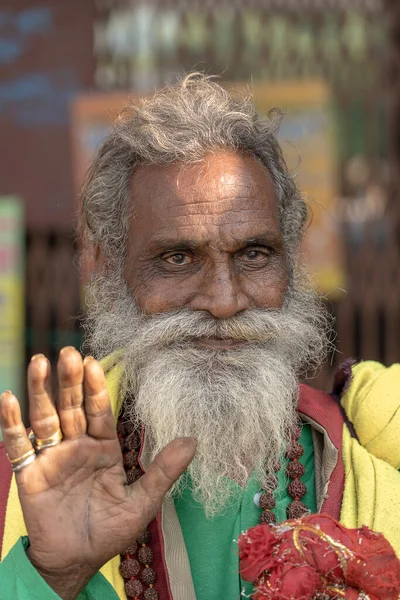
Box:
[26,548,95,600]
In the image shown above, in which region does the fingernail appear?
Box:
[59,346,76,356]
[0,390,13,400]
[31,354,45,362]
[83,356,94,365]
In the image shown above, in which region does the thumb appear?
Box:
[127,437,197,529]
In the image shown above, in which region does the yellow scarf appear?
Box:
[339,361,400,556]
[2,357,400,599]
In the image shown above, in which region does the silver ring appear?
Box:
[12,453,37,473]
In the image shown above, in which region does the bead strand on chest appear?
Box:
[117,419,159,600]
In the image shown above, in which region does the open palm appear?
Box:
[0,348,195,598]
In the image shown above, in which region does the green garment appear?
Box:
[0,537,118,600]
[0,425,315,600]
[175,423,316,600]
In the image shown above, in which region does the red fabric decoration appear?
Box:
[238,514,400,600]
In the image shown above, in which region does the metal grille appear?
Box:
[26,233,82,363]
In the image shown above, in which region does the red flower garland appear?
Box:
[238,514,400,600]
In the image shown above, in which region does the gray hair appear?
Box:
[80,73,308,266]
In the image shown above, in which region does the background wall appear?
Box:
[1,0,399,406]
[0,0,94,381]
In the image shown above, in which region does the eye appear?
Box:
[242,247,269,261]
[237,246,270,268]
[164,253,192,266]
[246,249,263,260]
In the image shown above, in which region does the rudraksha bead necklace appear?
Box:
[257,422,309,524]
[117,417,309,598]
[117,419,158,600]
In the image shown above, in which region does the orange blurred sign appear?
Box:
[70,93,140,195]
[241,80,345,297]
[70,80,344,297]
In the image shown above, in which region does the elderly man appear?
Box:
[0,75,399,600]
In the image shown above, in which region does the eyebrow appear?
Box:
[243,235,276,246]
[147,232,281,254]
[147,238,200,253]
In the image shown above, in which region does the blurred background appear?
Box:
[1,0,399,417]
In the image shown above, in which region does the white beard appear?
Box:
[85,270,330,516]
[128,344,299,516]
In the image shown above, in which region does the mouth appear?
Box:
[191,337,249,350]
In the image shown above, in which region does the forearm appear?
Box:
[27,549,94,600]
[0,537,62,600]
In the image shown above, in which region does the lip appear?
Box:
[192,337,248,350]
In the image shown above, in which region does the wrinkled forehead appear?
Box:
[129,151,281,239]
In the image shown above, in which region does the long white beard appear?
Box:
[85,270,331,516]
[129,345,299,515]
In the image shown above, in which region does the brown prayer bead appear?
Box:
[127,468,142,484]
[119,558,140,578]
[287,500,308,519]
[286,461,305,479]
[141,566,157,585]
[292,424,302,440]
[137,529,151,545]
[272,460,281,472]
[125,579,143,598]
[139,546,154,565]
[259,490,276,510]
[124,450,139,469]
[286,441,304,460]
[125,579,143,597]
[117,422,130,437]
[144,589,159,600]
[125,540,138,555]
[288,479,307,499]
[125,431,141,451]
[260,510,276,525]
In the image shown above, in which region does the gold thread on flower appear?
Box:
[324,587,346,597]
[291,523,354,578]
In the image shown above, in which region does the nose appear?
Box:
[189,264,250,319]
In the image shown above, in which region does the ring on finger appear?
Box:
[7,449,37,472]
[29,428,63,451]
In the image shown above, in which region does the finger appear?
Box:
[57,347,87,440]
[83,357,116,440]
[0,391,34,463]
[28,354,60,439]
[128,438,196,529]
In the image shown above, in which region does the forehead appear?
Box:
[129,151,282,246]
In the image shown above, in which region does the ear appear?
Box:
[94,244,108,271]
[81,243,108,284]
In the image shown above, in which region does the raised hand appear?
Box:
[0,347,196,600]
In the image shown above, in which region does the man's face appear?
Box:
[86,150,327,514]
[124,151,290,338]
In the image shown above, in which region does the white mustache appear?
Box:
[133,308,283,349]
